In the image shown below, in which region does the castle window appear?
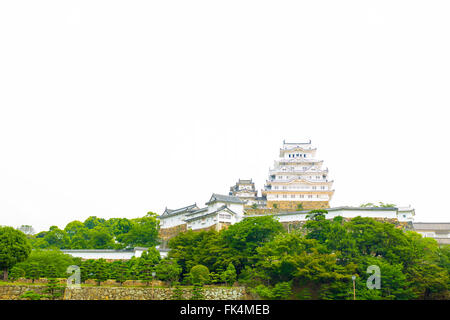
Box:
[291,195,295,198]
[219,213,231,220]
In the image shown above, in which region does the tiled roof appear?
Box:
[184,205,237,222]
[206,193,245,205]
[160,203,199,217]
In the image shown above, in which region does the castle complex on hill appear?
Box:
[158,140,416,242]
[57,140,449,262]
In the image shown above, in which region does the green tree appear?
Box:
[408,261,449,299]
[93,259,109,285]
[80,259,96,283]
[20,291,42,300]
[137,259,154,286]
[8,266,25,282]
[190,285,204,300]
[106,218,133,237]
[221,263,237,286]
[155,259,182,285]
[26,262,41,283]
[168,230,227,276]
[83,216,106,230]
[87,226,114,249]
[44,278,64,300]
[69,233,89,249]
[64,221,87,239]
[189,265,210,285]
[220,216,285,271]
[110,260,129,286]
[171,285,184,300]
[15,249,78,278]
[253,282,292,300]
[0,226,32,280]
[43,226,70,249]
[117,213,159,248]
[140,247,161,265]
[45,264,59,279]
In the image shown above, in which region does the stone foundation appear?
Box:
[159,224,187,241]
[266,201,329,210]
[0,284,247,300]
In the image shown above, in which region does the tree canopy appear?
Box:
[0,226,32,280]
[25,212,160,250]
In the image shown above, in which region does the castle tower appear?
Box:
[262,140,334,210]
[229,179,258,206]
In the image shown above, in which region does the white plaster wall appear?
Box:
[187,216,217,230]
[159,214,187,229]
[62,250,135,260]
[328,209,397,219]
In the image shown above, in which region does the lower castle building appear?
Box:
[158,192,415,242]
[158,194,245,241]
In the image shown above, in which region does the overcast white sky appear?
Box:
[1,1,449,232]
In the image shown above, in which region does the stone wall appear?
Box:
[194,222,231,233]
[0,285,49,300]
[159,224,187,241]
[64,286,247,300]
[266,201,329,210]
[0,284,247,300]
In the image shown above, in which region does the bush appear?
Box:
[8,266,25,281]
[155,259,182,285]
[253,282,292,300]
[20,291,43,300]
[44,278,64,300]
[189,265,210,285]
[171,285,184,300]
[190,285,204,300]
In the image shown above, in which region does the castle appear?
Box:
[229,140,334,210]
[157,140,415,241]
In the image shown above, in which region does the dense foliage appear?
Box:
[0,226,32,280]
[3,212,449,300]
[167,213,450,300]
[26,213,159,250]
